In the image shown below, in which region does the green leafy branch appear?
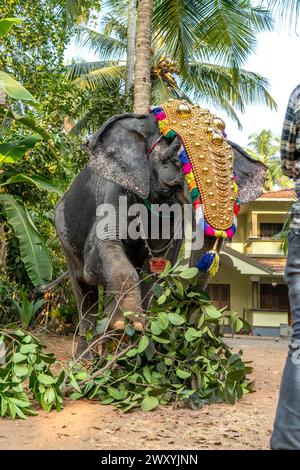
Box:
[0,263,253,419]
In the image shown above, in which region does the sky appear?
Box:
[65,26,300,148]
[221,30,300,147]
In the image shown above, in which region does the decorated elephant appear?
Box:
[55,100,266,356]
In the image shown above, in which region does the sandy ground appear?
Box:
[0,335,288,450]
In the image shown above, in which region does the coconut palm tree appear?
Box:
[266,0,300,31]
[67,0,278,132]
[125,0,137,95]
[246,129,294,190]
[134,0,153,112]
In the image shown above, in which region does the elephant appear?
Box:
[55,109,266,357]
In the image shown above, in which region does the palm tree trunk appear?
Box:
[125,0,137,96]
[133,0,153,113]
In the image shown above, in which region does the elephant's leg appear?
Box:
[84,241,143,331]
[66,256,99,359]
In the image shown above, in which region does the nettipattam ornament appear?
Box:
[151,99,240,276]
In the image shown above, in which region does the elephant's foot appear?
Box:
[132,317,144,331]
[111,319,126,330]
[110,309,144,332]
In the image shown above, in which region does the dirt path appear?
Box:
[0,335,288,450]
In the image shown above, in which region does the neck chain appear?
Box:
[138,214,182,259]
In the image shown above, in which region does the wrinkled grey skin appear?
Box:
[55,113,266,356]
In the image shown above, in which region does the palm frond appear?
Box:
[267,0,300,31]
[102,11,127,41]
[177,65,242,127]
[73,64,125,90]
[75,26,126,61]
[66,61,115,80]
[246,129,293,190]
[153,0,203,74]
[180,63,276,123]
[248,4,274,33]
[193,0,273,68]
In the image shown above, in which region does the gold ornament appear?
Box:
[211,132,224,145]
[157,99,235,230]
[176,101,192,118]
[213,118,226,131]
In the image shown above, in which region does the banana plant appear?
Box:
[0,133,61,286]
[0,18,37,104]
[0,17,60,287]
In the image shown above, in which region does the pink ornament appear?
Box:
[182,162,192,174]
[226,228,234,238]
[205,226,215,237]
[234,203,240,215]
[156,112,166,121]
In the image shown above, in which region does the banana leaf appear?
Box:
[0,194,53,286]
[0,18,22,37]
[0,135,42,164]
[0,108,49,140]
[0,174,62,195]
[0,71,38,103]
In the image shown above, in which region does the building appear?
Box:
[207,189,296,336]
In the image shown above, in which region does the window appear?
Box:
[207,284,230,309]
[260,284,289,310]
[260,223,283,238]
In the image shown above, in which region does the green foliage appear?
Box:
[0,15,72,291]
[12,289,44,329]
[67,264,252,412]
[0,136,43,164]
[246,129,293,190]
[65,264,253,411]
[0,330,63,419]
[0,277,19,326]
[0,70,38,103]
[71,0,277,128]
[0,194,53,286]
[0,18,22,37]
[0,264,253,419]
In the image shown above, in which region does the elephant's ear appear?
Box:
[86,113,151,198]
[228,140,267,204]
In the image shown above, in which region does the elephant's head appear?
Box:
[86,111,266,206]
[87,113,184,204]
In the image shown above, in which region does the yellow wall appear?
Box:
[209,197,292,331]
[230,214,246,253]
[208,262,252,315]
[252,311,288,327]
[230,199,293,255]
[245,240,284,255]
